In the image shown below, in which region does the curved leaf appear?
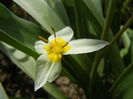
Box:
[0,4,46,50]
[0,29,39,58]
[46,0,70,25]
[110,63,133,99]
[120,31,130,58]
[13,0,65,32]
[0,82,9,99]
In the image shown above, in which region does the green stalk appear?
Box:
[101,0,117,40]
[89,0,117,98]
[89,13,133,98]
[108,14,133,47]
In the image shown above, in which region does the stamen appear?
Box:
[51,27,57,44]
[51,27,56,38]
[38,36,48,43]
[62,42,68,48]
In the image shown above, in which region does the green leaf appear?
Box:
[62,0,74,6]
[46,0,70,25]
[0,42,67,99]
[120,31,130,58]
[124,28,133,65]
[127,28,133,62]
[0,3,47,58]
[103,0,110,16]
[73,0,88,38]
[111,0,122,33]
[0,29,39,59]
[110,63,133,99]
[13,0,65,32]
[83,0,104,26]
[97,59,104,77]
[0,82,9,99]
[90,0,103,15]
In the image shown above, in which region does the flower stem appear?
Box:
[107,14,133,48]
[101,0,117,40]
[89,0,117,97]
[89,6,133,99]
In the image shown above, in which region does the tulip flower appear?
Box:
[34,26,108,91]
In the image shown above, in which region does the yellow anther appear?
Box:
[38,36,48,43]
[51,27,56,38]
[62,42,68,48]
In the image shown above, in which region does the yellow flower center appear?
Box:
[44,38,71,62]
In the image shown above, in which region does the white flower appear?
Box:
[34,26,108,91]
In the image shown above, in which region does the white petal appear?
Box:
[48,61,61,82]
[64,39,109,55]
[34,54,56,91]
[48,26,74,42]
[34,40,46,54]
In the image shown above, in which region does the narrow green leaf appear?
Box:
[127,29,133,62]
[103,0,110,16]
[123,28,133,65]
[97,59,104,77]
[0,29,39,59]
[73,0,88,38]
[101,0,117,40]
[0,3,47,51]
[83,0,104,25]
[110,63,133,99]
[90,0,103,15]
[46,0,70,25]
[0,82,9,99]
[13,0,65,32]
[111,0,122,34]
[62,0,74,6]
[120,31,130,58]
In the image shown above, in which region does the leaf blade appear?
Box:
[0,82,9,99]
[110,63,133,99]
[13,0,65,32]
